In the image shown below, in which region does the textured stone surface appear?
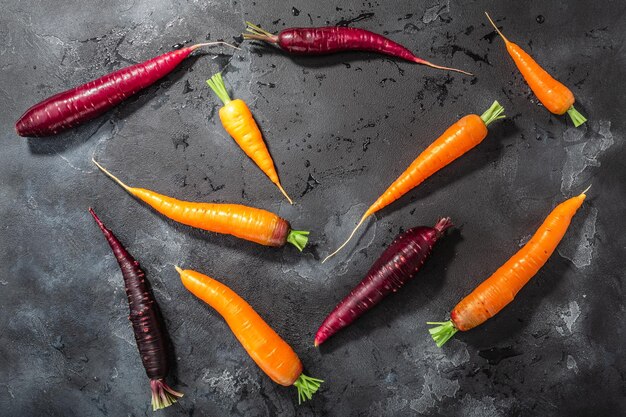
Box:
[1,1,625,416]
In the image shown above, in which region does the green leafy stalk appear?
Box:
[427,321,458,348]
[480,100,506,126]
[567,106,587,127]
[243,22,279,43]
[293,373,324,404]
[150,379,184,411]
[206,72,232,105]
[287,230,310,252]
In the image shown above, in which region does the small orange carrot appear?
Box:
[207,72,293,204]
[485,12,587,127]
[428,187,590,347]
[92,160,308,250]
[175,266,323,403]
[323,101,505,262]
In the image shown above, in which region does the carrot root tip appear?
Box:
[293,373,323,404]
[480,100,506,126]
[434,217,454,236]
[427,321,458,348]
[567,106,587,128]
[150,379,183,411]
[287,230,310,251]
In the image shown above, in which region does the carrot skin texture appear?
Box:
[485,13,585,126]
[278,27,417,62]
[244,24,471,75]
[367,114,487,216]
[219,99,283,187]
[130,188,292,246]
[315,218,452,346]
[177,268,303,385]
[504,42,574,115]
[89,208,182,410]
[92,160,309,249]
[450,194,586,331]
[16,47,196,137]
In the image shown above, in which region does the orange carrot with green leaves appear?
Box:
[485,12,586,127]
[93,159,308,250]
[323,101,505,263]
[429,187,590,347]
[176,266,323,403]
[207,72,293,204]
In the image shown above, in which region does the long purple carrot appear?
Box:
[315,218,453,346]
[16,42,235,137]
[89,208,183,410]
[243,23,472,75]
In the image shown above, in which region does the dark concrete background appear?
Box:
[1,0,625,416]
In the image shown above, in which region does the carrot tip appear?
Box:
[322,214,370,263]
[416,59,473,76]
[150,379,183,411]
[174,265,184,274]
[276,183,294,205]
[580,184,592,196]
[293,373,323,404]
[567,106,587,127]
[427,320,458,347]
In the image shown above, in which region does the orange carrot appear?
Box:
[485,12,586,127]
[175,266,323,403]
[207,72,293,204]
[323,101,505,262]
[92,160,309,250]
[428,187,590,347]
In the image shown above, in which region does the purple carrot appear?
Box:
[314,217,453,346]
[89,208,182,410]
[243,23,471,75]
[16,42,234,137]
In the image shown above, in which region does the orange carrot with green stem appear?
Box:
[485,12,587,127]
[175,266,323,403]
[92,159,309,250]
[428,187,590,347]
[207,72,294,204]
[322,101,505,263]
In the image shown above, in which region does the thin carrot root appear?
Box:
[480,101,506,126]
[416,58,473,76]
[427,321,458,347]
[190,41,241,51]
[322,213,369,263]
[92,159,132,192]
[567,106,587,127]
[243,22,279,43]
[293,373,324,404]
[581,184,592,196]
[276,182,294,205]
[287,230,309,251]
[150,379,183,411]
[484,12,509,43]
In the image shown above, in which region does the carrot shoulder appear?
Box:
[176,267,323,403]
[429,188,589,347]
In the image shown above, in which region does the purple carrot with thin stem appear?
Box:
[315,217,453,346]
[243,23,472,75]
[16,42,236,137]
[89,208,183,410]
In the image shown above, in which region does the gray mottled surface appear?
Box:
[1,0,625,416]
